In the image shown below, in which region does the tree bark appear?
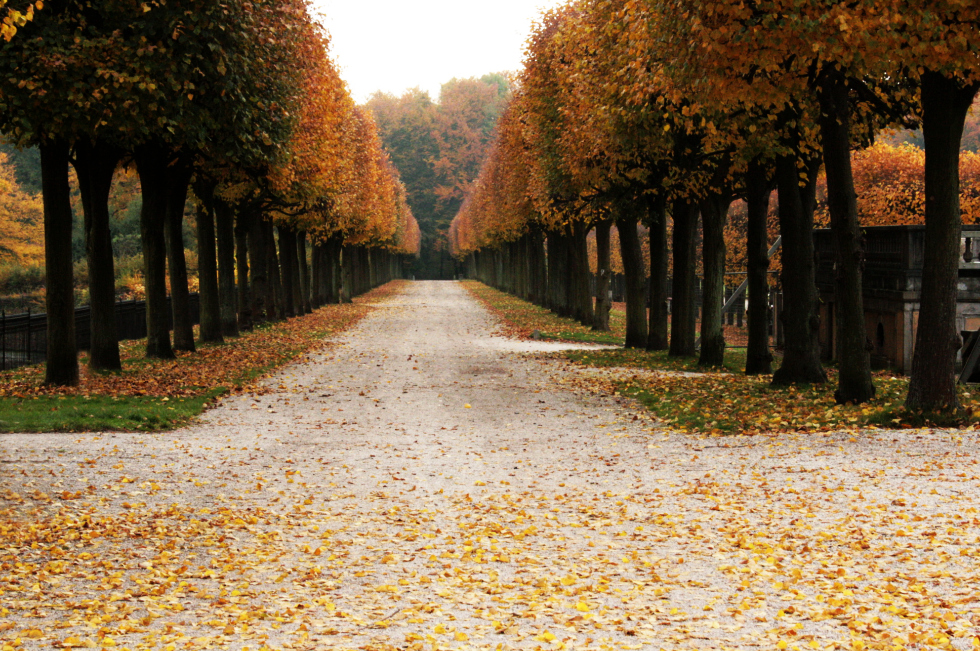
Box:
[593,219,612,331]
[669,200,699,357]
[278,225,297,317]
[195,186,223,344]
[73,139,121,371]
[163,160,195,352]
[548,229,569,316]
[570,221,594,326]
[647,195,669,351]
[134,144,174,359]
[234,211,251,330]
[906,72,980,412]
[818,73,875,403]
[40,139,79,386]
[248,212,270,322]
[297,230,311,314]
[529,226,547,306]
[699,191,732,367]
[325,236,340,303]
[745,159,773,375]
[618,210,648,347]
[266,219,285,317]
[310,239,322,309]
[771,153,827,385]
[213,198,239,337]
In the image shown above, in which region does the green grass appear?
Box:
[0,391,223,433]
[564,347,748,374]
[463,280,980,433]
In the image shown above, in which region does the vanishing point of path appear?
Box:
[1,281,978,650]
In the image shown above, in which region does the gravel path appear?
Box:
[1,281,979,650]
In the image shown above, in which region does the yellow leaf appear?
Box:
[575,602,589,612]
[455,632,469,641]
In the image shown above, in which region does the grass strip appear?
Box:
[466,280,980,433]
[462,280,626,345]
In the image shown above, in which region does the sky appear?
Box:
[309,0,564,104]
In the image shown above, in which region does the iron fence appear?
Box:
[0,294,200,371]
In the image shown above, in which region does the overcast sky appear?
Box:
[309,0,564,104]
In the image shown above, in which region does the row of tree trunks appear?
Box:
[39,143,407,386]
[468,226,598,330]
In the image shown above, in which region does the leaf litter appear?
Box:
[1,282,978,651]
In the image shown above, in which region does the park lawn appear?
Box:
[463,280,627,345]
[0,281,404,432]
[464,280,980,433]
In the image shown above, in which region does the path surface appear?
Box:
[1,281,979,650]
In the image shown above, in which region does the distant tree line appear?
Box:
[365,74,509,280]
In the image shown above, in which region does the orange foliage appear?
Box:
[0,152,43,265]
[814,143,980,227]
[250,19,419,256]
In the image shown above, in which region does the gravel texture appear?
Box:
[1,280,978,651]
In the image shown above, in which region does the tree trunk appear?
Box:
[529,226,547,306]
[134,144,174,359]
[297,230,311,314]
[548,229,569,316]
[699,191,731,367]
[310,239,322,309]
[771,153,827,385]
[248,213,270,322]
[73,139,121,371]
[278,226,297,317]
[213,198,239,337]
[164,161,195,352]
[570,221,594,326]
[906,72,980,412]
[745,159,773,375]
[670,200,698,357]
[647,195,669,351]
[266,220,285,317]
[818,74,875,403]
[618,210,648,347]
[195,187,223,344]
[234,211,251,330]
[593,219,612,331]
[325,237,340,303]
[40,139,78,386]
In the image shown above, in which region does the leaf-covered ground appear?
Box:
[0,283,403,431]
[1,281,978,651]
[463,281,980,433]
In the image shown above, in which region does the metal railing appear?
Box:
[0,294,200,371]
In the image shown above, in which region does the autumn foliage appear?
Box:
[0,0,419,386]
